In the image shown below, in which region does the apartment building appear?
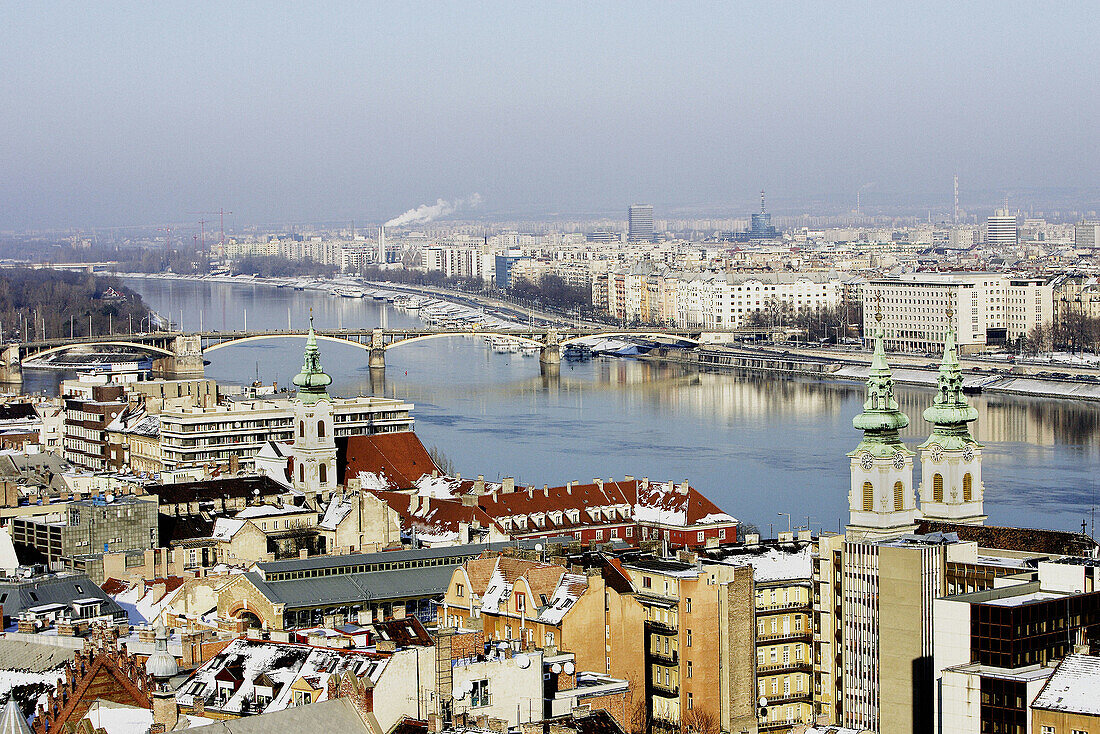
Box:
[158,395,413,470]
[62,383,126,471]
[704,538,815,731]
[619,557,757,734]
[865,273,1053,353]
[934,558,1100,734]
[597,268,846,328]
[439,553,646,699]
[10,494,158,566]
[424,246,493,282]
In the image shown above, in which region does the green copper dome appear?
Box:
[850,307,910,458]
[292,314,332,404]
[921,314,978,444]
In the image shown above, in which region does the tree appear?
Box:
[681,708,720,734]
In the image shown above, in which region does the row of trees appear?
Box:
[1022,312,1100,355]
[744,301,863,341]
[0,269,152,340]
[508,275,591,311]
[231,255,338,278]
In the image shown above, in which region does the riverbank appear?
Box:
[641,346,1100,402]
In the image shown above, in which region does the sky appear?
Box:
[1,1,1098,229]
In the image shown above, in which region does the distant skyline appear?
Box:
[2,2,1099,229]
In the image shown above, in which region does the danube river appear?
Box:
[33,277,1100,535]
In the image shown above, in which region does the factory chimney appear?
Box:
[377,226,386,265]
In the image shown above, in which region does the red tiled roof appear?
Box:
[340,432,440,489]
[373,490,505,538]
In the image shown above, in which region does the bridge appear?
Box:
[0,327,767,382]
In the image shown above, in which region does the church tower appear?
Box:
[846,306,919,540]
[917,310,986,525]
[291,314,337,505]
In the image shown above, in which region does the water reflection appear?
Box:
[25,277,1097,533]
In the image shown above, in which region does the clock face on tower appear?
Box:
[929,444,945,463]
[892,451,906,470]
[860,453,874,471]
[963,445,975,462]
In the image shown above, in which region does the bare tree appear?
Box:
[681,708,720,734]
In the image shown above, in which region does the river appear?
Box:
[26,277,1100,536]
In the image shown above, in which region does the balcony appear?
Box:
[756,600,808,615]
[758,690,812,705]
[645,619,677,635]
[757,630,812,644]
[759,718,809,732]
[757,660,812,674]
[650,681,679,698]
[648,649,678,666]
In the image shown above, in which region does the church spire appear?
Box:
[852,297,909,447]
[292,310,332,404]
[922,307,978,438]
[846,295,917,540]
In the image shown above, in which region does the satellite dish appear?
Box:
[564,662,575,674]
[551,663,562,674]
[497,642,509,651]
[515,654,531,669]
[758,696,768,708]
[535,544,543,552]
[105,494,115,503]
[453,684,467,700]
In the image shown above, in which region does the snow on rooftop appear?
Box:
[984,591,1065,607]
[236,504,310,519]
[712,545,812,582]
[79,700,212,734]
[319,494,355,531]
[176,638,388,716]
[356,471,391,492]
[211,518,245,542]
[1032,654,1100,715]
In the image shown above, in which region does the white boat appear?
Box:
[332,287,366,298]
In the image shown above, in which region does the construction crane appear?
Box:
[188,209,233,246]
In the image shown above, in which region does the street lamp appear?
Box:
[778,512,792,535]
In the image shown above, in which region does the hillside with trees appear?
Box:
[0,268,152,340]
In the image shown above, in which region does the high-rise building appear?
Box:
[1074,220,1100,248]
[751,190,778,240]
[628,204,654,242]
[985,208,1017,247]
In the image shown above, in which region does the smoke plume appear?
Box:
[385,193,483,227]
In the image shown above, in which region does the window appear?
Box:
[1040,728,1054,734]
[456,584,464,598]
[963,473,973,501]
[317,420,325,438]
[697,531,704,542]
[546,631,555,647]
[686,629,692,647]
[893,481,904,510]
[686,598,692,613]
[862,482,873,511]
[299,420,305,437]
[643,576,652,589]
[933,473,944,502]
[471,679,490,707]
[299,465,305,483]
[319,463,327,484]
[687,661,692,678]
[687,692,693,710]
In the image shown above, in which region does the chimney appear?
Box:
[640,477,649,491]
[474,475,486,494]
[565,481,572,495]
[462,495,477,507]
[543,484,549,498]
[594,478,603,491]
[677,480,689,495]
[455,473,461,482]
[624,475,634,482]
[503,477,515,493]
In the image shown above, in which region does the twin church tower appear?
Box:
[846,306,985,540]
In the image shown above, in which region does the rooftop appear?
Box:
[1032,654,1100,715]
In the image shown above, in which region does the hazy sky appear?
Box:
[1,2,1098,229]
